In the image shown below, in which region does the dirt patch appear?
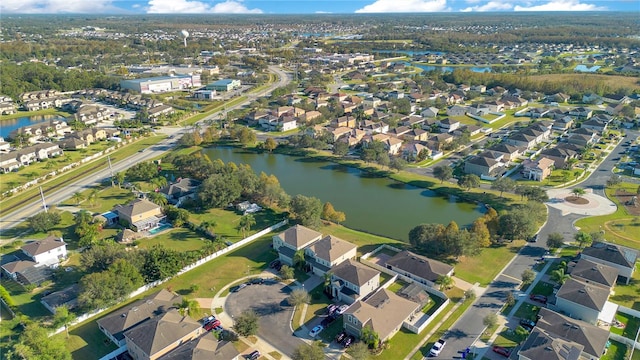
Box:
[615,190,640,216]
[564,196,589,205]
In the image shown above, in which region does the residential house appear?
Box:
[428,133,454,151]
[279,117,298,132]
[41,284,81,314]
[402,129,429,142]
[58,137,87,150]
[539,147,578,170]
[0,137,10,151]
[533,308,609,360]
[114,198,165,232]
[438,118,461,133]
[343,288,421,342]
[485,101,504,113]
[567,130,598,148]
[299,110,322,124]
[464,155,504,178]
[568,107,593,119]
[385,250,454,288]
[148,105,175,122]
[582,93,602,104]
[550,92,571,103]
[470,85,486,93]
[517,328,584,360]
[305,235,357,276]
[521,157,555,181]
[553,116,574,131]
[31,143,63,161]
[488,143,522,163]
[98,289,182,347]
[580,118,608,133]
[466,104,491,117]
[401,142,430,161]
[0,153,20,173]
[527,107,550,118]
[601,94,630,105]
[331,115,356,129]
[0,260,43,285]
[330,259,380,304]
[554,278,611,325]
[158,334,239,360]
[272,225,323,266]
[21,236,67,267]
[420,107,439,118]
[160,178,201,206]
[580,242,638,284]
[446,105,467,117]
[567,259,618,288]
[0,102,16,115]
[15,148,37,166]
[501,95,528,108]
[330,127,353,142]
[124,309,203,360]
[506,133,538,150]
[359,120,389,135]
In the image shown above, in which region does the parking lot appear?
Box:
[225,280,305,356]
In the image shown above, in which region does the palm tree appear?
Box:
[72,192,85,206]
[87,188,99,207]
[551,268,570,285]
[174,297,199,317]
[436,275,454,290]
[293,250,306,270]
[151,176,168,190]
[114,172,125,188]
[200,220,217,237]
[237,214,256,238]
[323,271,333,293]
[147,192,168,207]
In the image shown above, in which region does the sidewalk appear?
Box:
[404,299,465,360]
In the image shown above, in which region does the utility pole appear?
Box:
[107,156,115,187]
[39,186,47,213]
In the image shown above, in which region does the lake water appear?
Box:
[406,62,493,73]
[202,147,483,241]
[374,50,445,56]
[0,115,67,139]
[574,65,601,73]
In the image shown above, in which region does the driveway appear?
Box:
[225,281,304,356]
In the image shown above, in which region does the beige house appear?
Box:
[344,288,421,342]
[385,250,454,288]
[521,157,554,181]
[114,198,165,232]
[330,259,380,304]
[272,225,322,266]
[305,235,357,276]
[125,309,203,360]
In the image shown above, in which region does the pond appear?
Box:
[0,115,67,139]
[201,147,484,241]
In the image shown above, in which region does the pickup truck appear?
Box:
[429,339,446,357]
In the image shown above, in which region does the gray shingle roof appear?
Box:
[519,328,583,360]
[21,236,66,257]
[385,250,453,283]
[556,278,610,312]
[582,242,638,269]
[567,259,618,288]
[124,309,201,358]
[331,259,379,287]
[276,225,322,250]
[535,308,609,359]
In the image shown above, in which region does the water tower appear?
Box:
[180,30,189,47]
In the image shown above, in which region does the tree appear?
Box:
[237,214,256,238]
[377,152,390,169]
[163,205,190,227]
[574,231,592,248]
[464,289,476,301]
[293,249,306,270]
[147,192,168,207]
[87,188,99,207]
[279,265,294,280]
[199,173,242,208]
[590,231,605,243]
[174,297,200,317]
[436,275,454,290]
[12,323,72,360]
[607,175,622,188]
[288,288,311,307]
[521,269,535,285]
[361,325,380,349]
[72,192,85,205]
[114,171,125,188]
[514,326,530,343]
[483,313,498,329]
[233,310,259,337]
[75,210,100,247]
[390,157,407,172]
[547,232,565,249]
[53,305,75,338]
[264,137,277,152]
[141,245,183,282]
[322,202,346,224]
[333,141,349,157]
[290,194,323,229]
[28,210,62,233]
[361,148,377,163]
[491,177,516,197]
[433,165,453,184]
[346,342,371,360]
[550,268,570,284]
[505,292,515,307]
[292,341,325,360]
[125,161,158,181]
[458,174,481,191]
[571,188,586,198]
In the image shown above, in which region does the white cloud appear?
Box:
[461,1,513,11]
[147,0,262,14]
[514,0,605,11]
[1,0,118,13]
[355,0,449,13]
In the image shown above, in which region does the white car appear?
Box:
[429,339,446,357]
[309,325,324,338]
[336,304,349,315]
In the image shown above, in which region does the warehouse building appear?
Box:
[120,75,201,94]
[205,79,241,92]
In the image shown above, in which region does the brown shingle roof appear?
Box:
[308,235,356,264]
[567,259,618,288]
[332,259,379,287]
[556,278,610,312]
[124,309,201,357]
[114,198,161,219]
[21,236,65,257]
[276,225,322,249]
[385,250,453,283]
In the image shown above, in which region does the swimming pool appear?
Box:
[149,223,172,235]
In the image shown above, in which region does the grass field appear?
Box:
[611,312,640,340]
[0,108,71,121]
[453,241,525,286]
[526,73,640,91]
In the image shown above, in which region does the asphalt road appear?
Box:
[225,281,304,356]
[0,65,291,234]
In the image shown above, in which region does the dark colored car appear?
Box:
[492,346,510,357]
[269,259,281,269]
[520,318,536,329]
[321,316,336,327]
[342,335,355,348]
[250,277,264,285]
[230,283,248,293]
[530,294,548,304]
[248,350,260,360]
[336,331,346,343]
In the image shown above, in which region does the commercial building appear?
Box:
[205,79,241,92]
[120,75,202,94]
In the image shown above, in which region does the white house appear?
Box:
[21,236,67,267]
[272,225,322,266]
[305,235,357,276]
[554,278,612,325]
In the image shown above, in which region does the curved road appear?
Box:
[0,65,291,234]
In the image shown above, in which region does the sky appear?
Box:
[0,0,637,14]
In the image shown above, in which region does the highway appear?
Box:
[0,65,291,233]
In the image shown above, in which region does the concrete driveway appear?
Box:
[225,281,304,357]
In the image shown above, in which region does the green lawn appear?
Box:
[386,280,409,294]
[454,241,525,286]
[189,207,285,244]
[601,340,630,360]
[530,281,555,297]
[4,210,78,249]
[611,312,640,340]
[139,227,210,252]
[610,269,640,310]
[513,302,541,321]
[303,284,332,323]
[318,222,405,256]
[60,185,135,214]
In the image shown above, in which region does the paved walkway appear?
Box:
[546,188,617,216]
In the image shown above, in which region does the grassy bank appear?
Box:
[0,108,72,121]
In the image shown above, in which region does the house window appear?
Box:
[348,315,352,323]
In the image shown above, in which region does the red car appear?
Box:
[492,346,510,357]
[204,319,221,331]
[529,294,548,304]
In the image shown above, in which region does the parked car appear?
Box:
[309,325,324,338]
[336,331,347,343]
[231,283,248,293]
[248,350,261,360]
[327,304,338,315]
[342,335,355,348]
[429,339,446,357]
[250,277,264,285]
[492,346,510,357]
[321,316,336,327]
[529,234,538,242]
[202,315,216,324]
[530,294,548,304]
[204,319,221,331]
[520,318,536,329]
[336,304,349,315]
[269,259,281,269]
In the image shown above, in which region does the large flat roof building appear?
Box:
[120,75,201,94]
[205,79,241,92]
